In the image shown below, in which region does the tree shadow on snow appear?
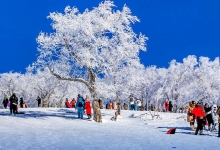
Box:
[0,109,82,120]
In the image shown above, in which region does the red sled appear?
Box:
[167,128,176,134]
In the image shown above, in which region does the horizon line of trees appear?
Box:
[1,55,220,110]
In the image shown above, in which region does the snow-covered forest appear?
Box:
[1,55,220,110]
[1,1,220,110]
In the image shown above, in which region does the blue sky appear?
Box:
[0,0,220,73]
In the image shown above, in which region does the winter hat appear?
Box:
[212,104,217,109]
[86,95,90,101]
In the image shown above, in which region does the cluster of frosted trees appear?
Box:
[1,55,220,109]
[143,55,220,111]
[0,69,89,107]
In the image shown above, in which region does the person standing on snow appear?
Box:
[216,106,220,137]
[136,99,142,111]
[191,103,206,135]
[84,95,92,119]
[65,98,70,108]
[36,96,41,107]
[9,93,18,114]
[113,100,117,110]
[211,104,218,131]
[71,98,76,108]
[19,97,24,108]
[184,101,196,131]
[134,100,138,111]
[204,103,213,131]
[129,95,135,110]
[164,99,169,112]
[168,101,173,113]
[98,98,103,109]
[109,101,113,110]
[123,103,128,110]
[2,96,9,109]
[76,94,84,119]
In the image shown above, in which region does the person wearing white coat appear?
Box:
[136,99,142,111]
[129,95,135,110]
[211,104,218,131]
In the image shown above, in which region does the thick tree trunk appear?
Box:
[48,66,102,122]
[42,97,47,108]
[92,99,102,123]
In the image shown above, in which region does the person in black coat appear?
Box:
[168,101,173,113]
[9,93,18,114]
[36,96,41,107]
[19,97,24,108]
[2,96,9,109]
[204,103,213,131]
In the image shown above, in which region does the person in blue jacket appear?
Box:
[134,101,138,111]
[76,94,85,119]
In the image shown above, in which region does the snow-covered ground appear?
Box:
[0,108,219,150]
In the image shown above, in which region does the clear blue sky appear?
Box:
[0,0,220,73]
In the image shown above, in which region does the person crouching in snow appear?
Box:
[76,95,84,119]
[211,104,218,131]
[84,95,92,119]
[191,103,206,135]
[184,101,196,131]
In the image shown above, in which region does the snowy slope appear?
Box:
[0,108,219,150]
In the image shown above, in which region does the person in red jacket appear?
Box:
[191,103,206,135]
[65,98,70,108]
[164,99,169,112]
[84,95,92,119]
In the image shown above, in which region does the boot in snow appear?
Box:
[190,125,195,131]
[199,130,204,135]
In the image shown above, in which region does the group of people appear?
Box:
[2,94,28,114]
[185,100,220,136]
[105,101,118,110]
[65,98,76,108]
[2,93,18,114]
[127,95,143,111]
[65,94,92,119]
[164,99,173,112]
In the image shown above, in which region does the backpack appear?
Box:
[167,128,176,134]
[77,98,83,107]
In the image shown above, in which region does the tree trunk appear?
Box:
[92,99,102,122]
[42,97,47,108]
[90,89,102,123]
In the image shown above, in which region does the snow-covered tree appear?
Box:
[30,0,147,121]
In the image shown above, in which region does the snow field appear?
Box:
[0,108,220,150]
